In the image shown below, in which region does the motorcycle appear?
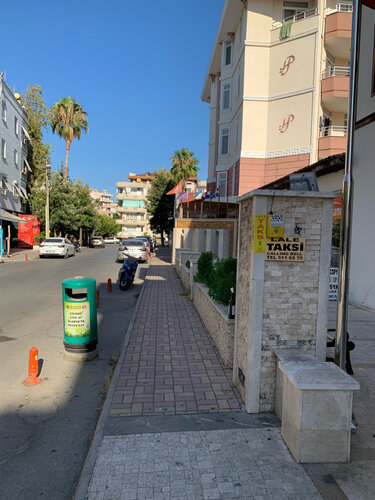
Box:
[74,241,81,253]
[118,256,138,291]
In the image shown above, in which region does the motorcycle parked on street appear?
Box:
[118,256,138,291]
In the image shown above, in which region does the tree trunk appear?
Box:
[64,141,71,180]
[79,227,83,247]
[161,230,165,247]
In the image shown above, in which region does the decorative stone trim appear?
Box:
[241,146,312,159]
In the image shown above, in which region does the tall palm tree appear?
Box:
[50,97,88,179]
[170,148,199,184]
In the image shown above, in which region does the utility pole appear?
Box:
[45,164,51,238]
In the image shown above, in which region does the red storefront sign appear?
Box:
[18,215,40,248]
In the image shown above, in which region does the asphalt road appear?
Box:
[0,245,148,499]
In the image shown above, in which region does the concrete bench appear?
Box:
[274,349,360,463]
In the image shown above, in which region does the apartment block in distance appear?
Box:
[201,0,352,196]
[0,76,31,215]
[116,172,154,238]
[90,188,117,218]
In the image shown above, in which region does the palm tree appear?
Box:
[50,97,88,179]
[170,148,199,184]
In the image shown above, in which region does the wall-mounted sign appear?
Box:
[265,237,305,262]
[280,55,295,76]
[266,214,284,237]
[251,215,267,253]
[279,114,295,133]
[329,267,339,300]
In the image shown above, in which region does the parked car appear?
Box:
[133,236,152,252]
[39,237,75,258]
[89,236,105,248]
[104,236,120,244]
[117,240,148,263]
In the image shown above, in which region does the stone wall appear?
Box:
[233,190,334,413]
[193,282,235,368]
[179,265,190,294]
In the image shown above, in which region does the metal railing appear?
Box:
[325,1,353,14]
[272,7,318,29]
[319,125,347,137]
[322,66,350,78]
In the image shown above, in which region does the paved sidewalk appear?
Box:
[78,248,323,500]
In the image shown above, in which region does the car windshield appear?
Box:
[43,238,64,243]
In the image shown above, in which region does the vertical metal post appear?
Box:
[0,201,3,263]
[45,164,50,238]
[335,0,360,370]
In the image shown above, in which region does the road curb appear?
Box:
[73,260,151,500]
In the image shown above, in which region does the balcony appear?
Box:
[318,125,347,159]
[321,66,349,111]
[271,7,319,42]
[325,2,352,59]
[117,206,146,214]
[117,192,146,201]
[119,219,147,227]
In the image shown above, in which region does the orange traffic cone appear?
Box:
[25,254,28,261]
[23,347,42,385]
[96,290,100,307]
[148,248,151,259]
[107,279,112,293]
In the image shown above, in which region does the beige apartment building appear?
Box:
[116,172,153,238]
[90,189,117,218]
[202,0,352,196]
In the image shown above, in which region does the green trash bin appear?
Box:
[62,277,98,354]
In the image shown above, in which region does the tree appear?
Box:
[50,97,88,179]
[22,85,52,184]
[146,169,175,246]
[170,148,199,183]
[95,215,121,238]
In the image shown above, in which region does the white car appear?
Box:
[39,237,75,258]
[117,240,148,263]
[104,236,120,244]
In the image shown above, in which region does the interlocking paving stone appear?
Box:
[109,254,242,417]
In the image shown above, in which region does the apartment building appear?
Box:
[202,0,352,196]
[90,188,117,218]
[116,172,154,238]
[0,76,30,215]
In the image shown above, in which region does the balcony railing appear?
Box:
[272,7,318,29]
[325,1,353,14]
[322,66,350,78]
[319,125,347,137]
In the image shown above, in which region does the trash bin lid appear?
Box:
[62,277,96,289]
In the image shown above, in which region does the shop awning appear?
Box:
[0,209,27,223]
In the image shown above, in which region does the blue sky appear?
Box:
[2,0,225,195]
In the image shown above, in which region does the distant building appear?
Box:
[202,0,352,196]
[0,76,31,215]
[116,172,154,238]
[90,188,117,218]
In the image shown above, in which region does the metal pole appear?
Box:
[335,0,360,370]
[0,201,3,263]
[45,165,50,238]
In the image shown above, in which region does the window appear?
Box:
[14,116,19,135]
[222,82,231,110]
[223,40,232,66]
[1,100,6,122]
[282,1,309,20]
[217,172,227,197]
[14,149,18,165]
[1,139,6,159]
[220,128,230,155]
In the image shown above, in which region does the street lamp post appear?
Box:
[45,164,51,238]
[0,201,3,263]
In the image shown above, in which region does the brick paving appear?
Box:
[109,250,242,417]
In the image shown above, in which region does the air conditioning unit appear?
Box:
[1,188,6,195]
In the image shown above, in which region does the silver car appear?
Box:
[117,240,148,263]
[39,237,75,258]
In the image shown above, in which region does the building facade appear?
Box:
[202,0,352,197]
[0,76,30,215]
[116,172,154,238]
[90,189,117,218]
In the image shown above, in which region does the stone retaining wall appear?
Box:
[179,265,190,294]
[193,282,235,368]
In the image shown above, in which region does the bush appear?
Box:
[186,260,190,269]
[196,252,215,286]
[208,257,237,304]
